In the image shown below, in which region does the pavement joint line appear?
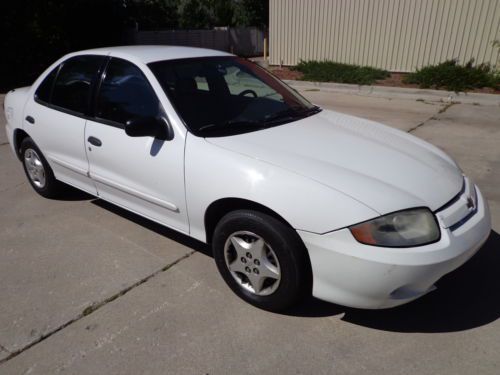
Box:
[0,182,26,193]
[0,250,196,366]
[0,142,9,147]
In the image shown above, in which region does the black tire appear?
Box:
[212,210,311,312]
[20,137,64,198]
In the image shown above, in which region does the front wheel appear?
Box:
[212,210,311,311]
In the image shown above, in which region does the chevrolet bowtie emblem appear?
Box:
[466,196,475,209]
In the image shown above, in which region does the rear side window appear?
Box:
[51,55,104,114]
[96,58,161,125]
[35,67,58,104]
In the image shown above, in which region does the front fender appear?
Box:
[185,135,378,242]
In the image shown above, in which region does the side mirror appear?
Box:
[125,117,174,141]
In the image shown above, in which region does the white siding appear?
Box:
[270,0,500,71]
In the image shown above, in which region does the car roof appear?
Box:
[76,45,233,64]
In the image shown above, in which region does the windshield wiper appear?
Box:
[263,105,321,125]
[262,108,299,123]
[292,105,322,117]
[198,119,259,133]
[198,106,322,134]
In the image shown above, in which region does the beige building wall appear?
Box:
[269,0,500,71]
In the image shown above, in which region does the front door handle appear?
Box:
[25,116,35,124]
[87,136,102,147]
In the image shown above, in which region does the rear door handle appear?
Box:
[87,136,102,147]
[25,116,35,124]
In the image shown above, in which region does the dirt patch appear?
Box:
[268,67,303,80]
[269,66,500,95]
[373,72,418,89]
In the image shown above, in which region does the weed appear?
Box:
[404,59,499,92]
[293,60,390,85]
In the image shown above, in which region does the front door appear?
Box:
[85,57,188,233]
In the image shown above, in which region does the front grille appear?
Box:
[435,179,465,212]
[448,202,478,231]
[435,177,478,231]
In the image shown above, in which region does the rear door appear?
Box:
[85,57,188,233]
[23,55,105,193]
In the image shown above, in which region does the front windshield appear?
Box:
[148,56,320,137]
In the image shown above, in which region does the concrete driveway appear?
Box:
[0,91,499,374]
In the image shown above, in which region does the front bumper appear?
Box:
[299,185,491,309]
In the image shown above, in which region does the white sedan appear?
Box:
[4,46,491,311]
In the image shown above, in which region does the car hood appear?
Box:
[207,109,463,214]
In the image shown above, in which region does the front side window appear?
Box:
[96,58,162,125]
[51,55,104,114]
[149,56,319,137]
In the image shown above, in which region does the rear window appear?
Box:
[51,55,105,114]
[35,67,58,104]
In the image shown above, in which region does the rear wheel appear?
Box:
[212,210,311,311]
[20,137,64,198]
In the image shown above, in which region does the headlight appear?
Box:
[349,208,440,247]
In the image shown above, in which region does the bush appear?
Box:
[403,59,500,92]
[293,60,390,85]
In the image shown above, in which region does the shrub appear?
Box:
[294,60,390,85]
[403,59,500,92]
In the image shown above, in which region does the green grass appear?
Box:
[294,60,390,85]
[403,59,500,92]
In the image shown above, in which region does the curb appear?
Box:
[283,80,500,106]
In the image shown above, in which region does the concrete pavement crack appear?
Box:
[407,116,436,133]
[0,250,196,366]
[407,102,456,133]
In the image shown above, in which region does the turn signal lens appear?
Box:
[349,208,440,247]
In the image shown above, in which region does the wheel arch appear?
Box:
[13,128,31,160]
[204,197,295,245]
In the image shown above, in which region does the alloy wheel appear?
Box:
[224,231,281,296]
[24,148,46,188]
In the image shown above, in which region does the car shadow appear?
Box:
[150,138,164,156]
[87,198,500,333]
[50,184,95,201]
[289,230,500,333]
[90,199,212,257]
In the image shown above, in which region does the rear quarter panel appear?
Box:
[4,87,32,155]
